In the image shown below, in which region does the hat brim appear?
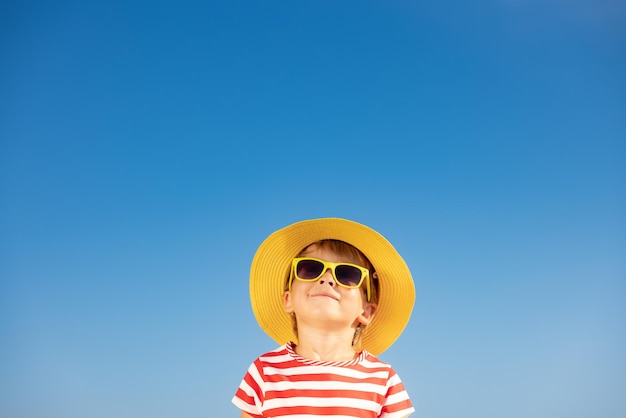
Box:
[250,218,415,356]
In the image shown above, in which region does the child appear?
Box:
[232,217,416,418]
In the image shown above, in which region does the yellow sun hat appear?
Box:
[250,217,415,356]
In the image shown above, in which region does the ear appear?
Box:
[283,291,294,314]
[357,302,377,326]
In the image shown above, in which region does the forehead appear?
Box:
[299,241,363,265]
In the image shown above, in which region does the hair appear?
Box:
[288,239,379,351]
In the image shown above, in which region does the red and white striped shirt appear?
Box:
[232,342,414,418]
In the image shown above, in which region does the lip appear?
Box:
[309,292,339,301]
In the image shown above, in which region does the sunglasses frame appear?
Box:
[289,257,371,302]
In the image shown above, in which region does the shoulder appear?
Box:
[358,351,406,382]
[248,343,294,370]
[360,351,395,370]
[239,344,292,384]
[255,343,291,361]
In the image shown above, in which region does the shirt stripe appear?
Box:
[232,343,414,418]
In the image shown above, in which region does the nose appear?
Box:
[318,268,336,287]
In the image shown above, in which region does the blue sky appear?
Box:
[1,1,624,417]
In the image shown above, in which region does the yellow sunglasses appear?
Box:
[289,257,371,302]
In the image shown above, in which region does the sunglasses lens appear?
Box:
[296,259,325,280]
[335,265,364,287]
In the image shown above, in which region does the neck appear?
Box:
[294,326,358,362]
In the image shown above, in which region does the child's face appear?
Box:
[283,244,376,329]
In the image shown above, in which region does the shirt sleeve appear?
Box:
[380,367,415,418]
[231,359,265,418]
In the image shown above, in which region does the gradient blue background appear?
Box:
[1,1,625,417]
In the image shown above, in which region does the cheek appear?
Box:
[289,280,312,299]
[352,285,368,300]
[341,287,366,304]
